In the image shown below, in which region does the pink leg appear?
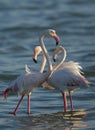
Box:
[27,95,30,116]
[13,95,24,116]
[69,91,73,111]
[62,92,68,112]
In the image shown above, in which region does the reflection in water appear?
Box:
[14,111,88,130]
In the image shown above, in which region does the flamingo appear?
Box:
[48,45,90,111]
[33,45,90,111]
[2,29,60,116]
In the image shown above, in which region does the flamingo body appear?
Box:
[3,66,49,97]
[48,64,89,92]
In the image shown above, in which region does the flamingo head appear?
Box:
[33,46,42,63]
[48,29,60,45]
[53,46,66,62]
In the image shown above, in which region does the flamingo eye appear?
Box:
[51,30,56,35]
[49,29,56,36]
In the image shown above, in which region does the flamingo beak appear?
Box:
[53,35,60,45]
[53,54,57,62]
[53,58,56,62]
[33,51,38,63]
[33,58,37,63]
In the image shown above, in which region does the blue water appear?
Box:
[0,0,95,129]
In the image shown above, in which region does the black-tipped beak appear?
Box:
[53,35,60,46]
[53,58,56,62]
[33,58,37,63]
[56,42,59,46]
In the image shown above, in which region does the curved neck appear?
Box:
[54,47,67,70]
[40,52,46,73]
[39,33,53,72]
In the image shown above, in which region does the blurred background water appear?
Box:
[0,0,95,129]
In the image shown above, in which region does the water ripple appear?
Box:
[0,0,95,129]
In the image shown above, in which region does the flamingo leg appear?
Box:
[69,91,73,111]
[27,94,30,116]
[62,92,68,112]
[13,95,24,116]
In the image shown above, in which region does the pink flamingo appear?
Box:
[2,29,60,116]
[48,46,90,111]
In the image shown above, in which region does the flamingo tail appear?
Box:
[2,88,12,99]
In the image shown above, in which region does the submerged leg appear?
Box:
[27,94,30,116]
[69,91,73,111]
[13,95,24,116]
[62,92,68,112]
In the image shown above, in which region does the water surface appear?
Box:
[0,0,95,129]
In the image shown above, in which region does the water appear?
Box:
[0,0,95,129]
